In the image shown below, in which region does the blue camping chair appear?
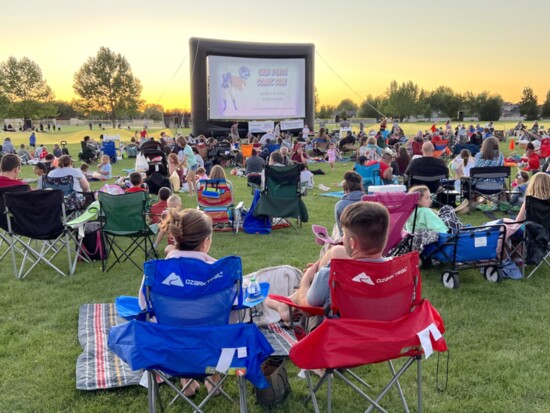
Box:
[354,162,382,190]
[108,256,273,413]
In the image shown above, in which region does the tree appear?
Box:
[0,56,56,119]
[336,98,358,118]
[54,100,80,119]
[317,104,336,119]
[464,91,502,121]
[73,47,143,127]
[142,103,164,121]
[518,87,539,121]
[429,86,463,119]
[541,90,550,119]
[357,95,385,118]
[385,80,422,121]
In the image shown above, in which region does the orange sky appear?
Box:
[2,0,549,111]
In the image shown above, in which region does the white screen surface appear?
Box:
[207,56,306,120]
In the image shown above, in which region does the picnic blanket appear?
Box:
[76,303,295,390]
[76,303,143,390]
[319,191,344,198]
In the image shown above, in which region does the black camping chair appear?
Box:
[521,196,550,278]
[0,185,31,262]
[4,189,77,278]
[469,166,511,210]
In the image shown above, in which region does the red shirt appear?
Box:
[124,186,147,193]
[0,176,27,188]
[150,200,168,224]
[366,160,389,174]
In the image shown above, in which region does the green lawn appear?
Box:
[0,125,548,412]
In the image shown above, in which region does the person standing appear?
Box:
[29,131,36,149]
[177,136,198,196]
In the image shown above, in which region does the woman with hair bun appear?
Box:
[138,208,220,397]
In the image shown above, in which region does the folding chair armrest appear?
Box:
[268,294,325,316]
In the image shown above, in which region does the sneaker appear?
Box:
[454,199,470,215]
[318,184,330,191]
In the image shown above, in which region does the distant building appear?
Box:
[501,102,520,118]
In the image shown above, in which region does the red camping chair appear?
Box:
[361,192,420,256]
[269,252,447,413]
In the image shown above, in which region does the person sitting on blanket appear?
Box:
[334,171,365,236]
[265,202,390,330]
[138,208,221,397]
[405,185,464,252]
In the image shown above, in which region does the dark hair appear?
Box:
[340,201,389,254]
[34,162,47,173]
[158,187,171,201]
[526,142,535,151]
[45,153,55,161]
[0,154,21,172]
[342,171,363,193]
[129,172,142,186]
[357,155,368,165]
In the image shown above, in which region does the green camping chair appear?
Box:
[254,164,308,229]
[98,191,156,272]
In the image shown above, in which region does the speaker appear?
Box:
[24,119,32,130]
[457,111,464,121]
[335,115,340,123]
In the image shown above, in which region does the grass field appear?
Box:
[0,124,548,412]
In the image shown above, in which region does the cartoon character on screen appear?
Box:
[221,66,248,112]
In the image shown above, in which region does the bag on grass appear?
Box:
[254,357,291,408]
[80,222,108,261]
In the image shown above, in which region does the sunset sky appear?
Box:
[2,0,549,111]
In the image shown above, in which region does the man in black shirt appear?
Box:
[405,142,449,193]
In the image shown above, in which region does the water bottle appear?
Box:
[246,277,262,301]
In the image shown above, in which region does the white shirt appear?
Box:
[48,167,86,192]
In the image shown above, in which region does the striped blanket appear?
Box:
[76,303,143,390]
[76,303,296,390]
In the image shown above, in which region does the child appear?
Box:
[150,187,172,224]
[124,172,147,193]
[519,142,540,173]
[154,194,183,256]
[297,162,314,194]
[510,171,529,207]
[80,163,95,181]
[325,143,340,170]
[33,162,47,189]
[195,166,208,183]
[406,185,463,252]
[95,155,112,180]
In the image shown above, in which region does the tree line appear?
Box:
[0,47,168,127]
[2,49,549,125]
[317,82,550,122]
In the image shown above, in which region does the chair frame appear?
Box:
[98,191,156,272]
[468,166,511,210]
[4,189,77,278]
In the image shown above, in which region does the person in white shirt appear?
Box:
[301,124,310,140]
[48,155,90,192]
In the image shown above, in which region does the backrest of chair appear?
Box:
[434,140,449,151]
[42,175,74,196]
[0,185,31,230]
[264,165,300,198]
[361,192,420,253]
[98,191,147,233]
[143,256,242,326]
[354,163,382,187]
[526,196,550,234]
[4,189,64,239]
[329,252,420,322]
[470,166,510,180]
[196,179,234,208]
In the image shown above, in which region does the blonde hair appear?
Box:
[525,173,550,200]
[167,194,182,208]
[159,208,212,251]
[209,165,226,180]
[408,185,430,197]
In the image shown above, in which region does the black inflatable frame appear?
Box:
[189,37,315,138]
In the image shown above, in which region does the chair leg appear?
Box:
[305,371,321,413]
[417,356,423,413]
[327,371,332,413]
[238,375,248,413]
[148,371,156,413]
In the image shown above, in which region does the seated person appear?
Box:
[153,194,183,256]
[298,163,314,194]
[265,202,390,326]
[510,171,529,208]
[405,185,463,252]
[47,155,90,193]
[94,155,112,180]
[80,163,95,181]
[150,187,172,224]
[17,144,31,164]
[2,137,15,154]
[44,153,57,171]
[0,154,28,188]
[334,171,365,236]
[124,172,147,193]
[195,166,208,183]
[405,142,449,193]
[245,149,265,175]
[290,145,308,164]
[365,152,394,184]
[339,131,357,152]
[519,142,540,173]
[34,162,48,189]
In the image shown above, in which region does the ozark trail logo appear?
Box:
[352,272,374,285]
[162,272,184,287]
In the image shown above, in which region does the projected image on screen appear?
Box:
[208,56,306,120]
